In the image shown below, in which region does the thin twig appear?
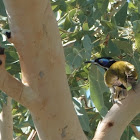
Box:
[78,95,94,109]
[130,124,140,139]
[27,129,37,140]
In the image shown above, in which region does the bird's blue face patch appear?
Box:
[93,57,116,69]
[98,58,110,66]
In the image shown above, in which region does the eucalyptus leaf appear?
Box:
[115,2,128,27]
[93,0,109,20]
[133,20,140,52]
[107,39,121,56]
[131,113,140,126]
[73,97,90,132]
[82,35,92,60]
[121,126,133,140]
[0,0,6,16]
[89,65,109,117]
[112,39,133,54]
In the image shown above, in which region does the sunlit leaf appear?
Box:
[133,20,140,52]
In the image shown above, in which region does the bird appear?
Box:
[85,57,138,103]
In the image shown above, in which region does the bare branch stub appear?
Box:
[0,47,5,55]
[5,32,11,39]
[0,47,5,67]
[0,47,5,66]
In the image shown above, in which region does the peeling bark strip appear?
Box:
[2,0,87,139]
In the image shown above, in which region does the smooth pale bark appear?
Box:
[0,97,13,140]
[2,0,87,139]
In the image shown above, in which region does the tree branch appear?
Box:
[93,83,140,140]
[0,97,13,140]
[0,54,35,109]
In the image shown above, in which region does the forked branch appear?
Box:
[0,50,34,109]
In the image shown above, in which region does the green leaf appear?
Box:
[0,16,7,27]
[82,35,92,60]
[103,92,112,110]
[115,2,128,27]
[121,126,133,140]
[77,80,87,95]
[0,0,6,16]
[63,9,76,30]
[63,16,71,30]
[89,65,109,117]
[0,91,7,112]
[107,39,121,56]
[112,39,133,54]
[131,113,140,126]
[73,97,90,132]
[65,63,73,74]
[77,10,86,25]
[64,41,88,70]
[5,47,21,75]
[130,12,140,23]
[86,111,101,139]
[133,20,140,34]
[133,20,140,52]
[59,0,67,12]
[93,0,109,20]
[101,20,118,38]
[82,22,89,31]
[128,52,140,80]
[51,0,67,12]
[138,3,140,14]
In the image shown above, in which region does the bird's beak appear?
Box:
[85,60,97,64]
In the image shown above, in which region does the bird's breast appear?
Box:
[104,61,138,88]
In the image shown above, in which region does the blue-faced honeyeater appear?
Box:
[85,57,138,103]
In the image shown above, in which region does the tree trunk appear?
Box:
[0,97,13,140]
[2,0,87,139]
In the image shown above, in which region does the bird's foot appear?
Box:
[111,89,127,104]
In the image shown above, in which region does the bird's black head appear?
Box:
[85,57,116,70]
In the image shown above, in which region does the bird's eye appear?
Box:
[99,60,103,63]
